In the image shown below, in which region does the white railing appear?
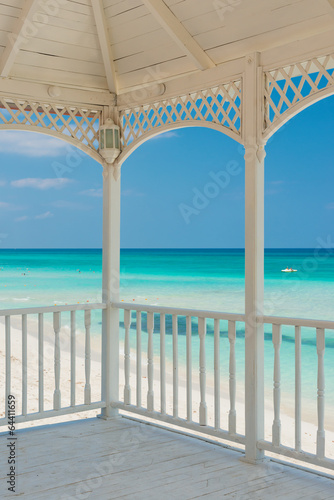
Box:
[1,300,333,472]
[113,302,246,445]
[258,315,334,471]
[0,303,106,425]
[113,303,334,471]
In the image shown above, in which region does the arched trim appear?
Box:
[263,86,334,141]
[0,124,103,163]
[117,120,242,166]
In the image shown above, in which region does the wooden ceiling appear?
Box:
[0,0,333,96]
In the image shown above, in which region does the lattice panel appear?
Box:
[120,81,242,147]
[264,54,334,130]
[0,97,102,152]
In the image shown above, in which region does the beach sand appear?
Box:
[0,315,333,474]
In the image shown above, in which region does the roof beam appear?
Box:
[91,0,117,94]
[0,0,39,78]
[142,0,215,71]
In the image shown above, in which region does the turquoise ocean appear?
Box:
[0,248,333,414]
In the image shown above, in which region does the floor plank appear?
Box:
[0,416,332,499]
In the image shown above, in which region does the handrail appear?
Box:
[112,302,245,322]
[0,302,106,316]
[259,315,334,330]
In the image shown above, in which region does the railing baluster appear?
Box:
[70,311,76,407]
[198,317,207,426]
[38,313,44,413]
[295,325,301,451]
[228,320,236,435]
[272,324,282,447]
[53,312,61,410]
[316,327,325,458]
[172,314,178,418]
[136,311,142,408]
[84,310,91,405]
[147,312,154,411]
[5,316,10,418]
[160,313,166,414]
[214,318,220,430]
[186,315,192,422]
[124,309,131,404]
[22,314,27,416]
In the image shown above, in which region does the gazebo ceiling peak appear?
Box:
[0,0,332,105]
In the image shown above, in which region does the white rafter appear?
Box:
[142,0,215,71]
[0,0,39,78]
[91,0,117,94]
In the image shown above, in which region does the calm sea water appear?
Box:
[0,248,333,408]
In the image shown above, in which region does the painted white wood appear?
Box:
[0,0,39,77]
[228,320,236,435]
[214,318,220,430]
[114,303,245,323]
[84,309,92,405]
[70,311,76,407]
[22,314,27,416]
[0,302,106,317]
[243,52,266,464]
[172,313,178,419]
[91,0,118,93]
[123,309,131,405]
[198,317,207,426]
[147,311,154,411]
[136,310,142,408]
[53,312,61,411]
[186,315,192,422]
[295,325,301,451]
[316,328,326,459]
[5,315,10,417]
[101,162,120,418]
[260,315,334,330]
[160,313,166,414]
[142,0,215,70]
[272,324,282,447]
[38,313,44,413]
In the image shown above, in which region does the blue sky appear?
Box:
[0,95,333,249]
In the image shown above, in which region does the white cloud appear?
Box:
[11,178,72,190]
[0,201,21,211]
[35,211,53,220]
[326,202,334,210]
[80,188,103,198]
[16,215,30,222]
[0,131,70,157]
[150,131,180,140]
[0,180,6,186]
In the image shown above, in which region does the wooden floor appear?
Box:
[0,416,333,499]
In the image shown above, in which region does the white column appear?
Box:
[243,52,266,463]
[100,159,121,419]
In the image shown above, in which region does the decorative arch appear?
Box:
[117,120,242,166]
[0,95,103,163]
[263,53,334,140]
[119,80,242,162]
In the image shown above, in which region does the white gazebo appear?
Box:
[0,0,334,496]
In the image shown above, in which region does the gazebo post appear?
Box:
[100,159,121,419]
[243,53,266,463]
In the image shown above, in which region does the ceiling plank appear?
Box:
[142,0,215,70]
[0,0,39,78]
[91,0,117,93]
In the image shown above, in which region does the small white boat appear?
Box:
[281,268,297,273]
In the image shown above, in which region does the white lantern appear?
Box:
[99,118,120,164]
